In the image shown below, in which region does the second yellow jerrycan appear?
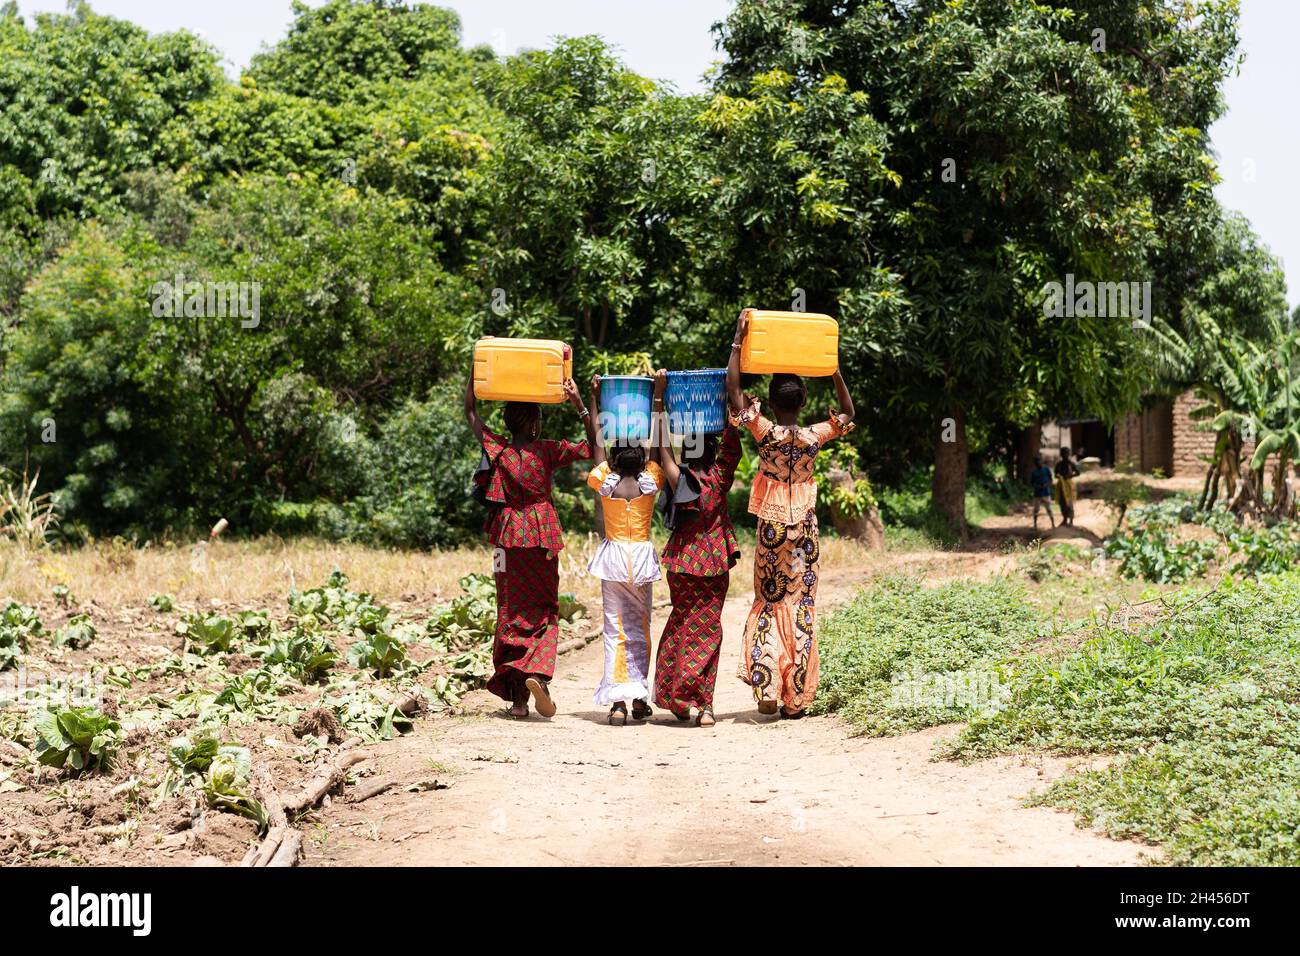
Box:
[740,310,839,376]
[472,337,573,403]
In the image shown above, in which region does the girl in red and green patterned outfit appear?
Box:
[464,366,596,720]
[651,369,742,727]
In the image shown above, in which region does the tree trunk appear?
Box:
[1014,422,1042,486]
[1272,459,1295,520]
[1197,461,1214,511]
[932,407,968,541]
[826,469,885,550]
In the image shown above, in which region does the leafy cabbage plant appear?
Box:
[34,706,122,773]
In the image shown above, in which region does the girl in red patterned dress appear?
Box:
[726,310,856,718]
[464,366,596,720]
[651,369,741,727]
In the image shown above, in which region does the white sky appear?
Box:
[13,0,1297,307]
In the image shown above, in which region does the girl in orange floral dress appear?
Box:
[725,309,856,718]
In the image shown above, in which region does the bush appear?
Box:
[51,613,96,650]
[34,706,122,774]
[176,613,241,655]
[1104,502,1218,583]
[255,626,338,682]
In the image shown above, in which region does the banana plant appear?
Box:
[1247,323,1300,519]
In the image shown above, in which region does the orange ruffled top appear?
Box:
[731,401,854,526]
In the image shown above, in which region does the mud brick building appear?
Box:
[1112,390,1217,477]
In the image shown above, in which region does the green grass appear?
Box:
[945,573,1300,865]
[817,571,1300,865]
[811,576,1040,734]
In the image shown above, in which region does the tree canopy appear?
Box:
[0,0,1286,545]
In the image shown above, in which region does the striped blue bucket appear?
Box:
[597,375,653,442]
[664,368,727,434]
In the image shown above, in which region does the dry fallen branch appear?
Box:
[241,769,290,868]
[284,750,368,814]
[349,778,396,804]
[266,830,303,867]
[241,752,367,869]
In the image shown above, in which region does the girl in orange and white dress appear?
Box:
[585,375,666,725]
[725,310,856,718]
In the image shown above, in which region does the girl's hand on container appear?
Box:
[653,369,667,399]
[735,308,753,341]
[562,378,581,406]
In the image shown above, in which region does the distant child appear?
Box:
[1055,446,1081,527]
[651,369,741,728]
[586,374,665,725]
[1029,454,1055,530]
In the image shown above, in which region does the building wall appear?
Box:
[1115,389,1259,478]
[1114,398,1174,474]
[1111,390,1299,494]
[1114,414,1142,470]
[1171,390,1218,480]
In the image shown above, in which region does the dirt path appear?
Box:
[308,578,1147,867]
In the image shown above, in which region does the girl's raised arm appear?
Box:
[652,369,680,489]
[830,368,855,428]
[464,360,485,444]
[726,309,751,415]
[588,374,607,467]
[564,378,596,450]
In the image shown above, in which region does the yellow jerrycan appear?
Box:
[740,310,839,376]
[472,337,573,403]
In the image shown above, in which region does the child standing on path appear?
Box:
[585,374,665,725]
[651,369,741,728]
[1055,446,1081,527]
[1030,454,1056,530]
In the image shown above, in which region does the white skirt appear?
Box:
[587,539,661,585]
[593,579,653,705]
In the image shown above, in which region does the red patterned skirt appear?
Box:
[487,547,560,701]
[654,571,729,716]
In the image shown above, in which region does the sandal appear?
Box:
[608,702,628,726]
[696,708,716,728]
[757,700,779,716]
[525,677,556,718]
[780,707,806,720]
[631,699,653,721]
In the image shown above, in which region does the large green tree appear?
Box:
[711,0,1244,533]
[474,37,724,375]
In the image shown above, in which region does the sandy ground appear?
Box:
[307,570,1148,867]
[1,472,1157,866]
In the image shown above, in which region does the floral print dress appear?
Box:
[732,403,852,712]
